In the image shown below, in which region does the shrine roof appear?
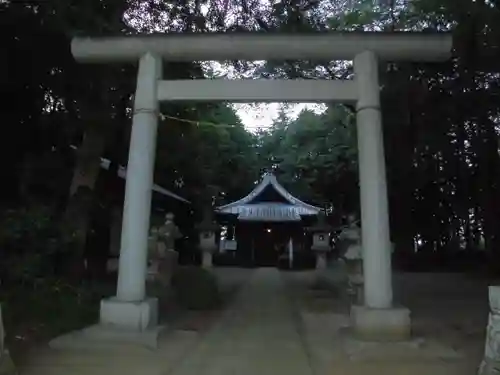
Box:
[216,173,320,220]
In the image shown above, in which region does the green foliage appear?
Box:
[0,207,64,284]
[0,278,107,351]
[226,0,500,260]
[4,0,500,284]
[156,103,260,206]
[256,105,359,213]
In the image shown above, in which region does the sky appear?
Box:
[206,62,325,132]
[235,103,324,132]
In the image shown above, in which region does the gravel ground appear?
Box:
[283,269,490,372]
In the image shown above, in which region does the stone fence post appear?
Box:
[0,305,17,375]
[479,286,500,375]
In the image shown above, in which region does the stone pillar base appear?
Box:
[100,297,158,331]
[49,323,166,351]
[48,297,163,351]
[351,305,411,341]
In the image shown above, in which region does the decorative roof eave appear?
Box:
[216,173,321,213]
[219,203,319,218]
[238,208,301,222]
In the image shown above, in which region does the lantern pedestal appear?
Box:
[307,211,333,271]
[316,252,327,270]
[201,250,213,268]
[346,258,364,305]
[196,209,220,270]
[199,232,217,269]
[311,244,330,270]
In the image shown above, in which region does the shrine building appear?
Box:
[216,172,323,267]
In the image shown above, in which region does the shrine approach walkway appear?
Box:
[168,267,313,375]
[20,268,480,375]
[19,268,313,375]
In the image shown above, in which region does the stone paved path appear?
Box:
[19,268,313,375]
[167,267,313,375]
[19,268,479,375]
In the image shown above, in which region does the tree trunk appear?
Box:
[61,125,106,281]
[69,126,106,196]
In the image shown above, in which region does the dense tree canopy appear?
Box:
[255,105,358,213]
[2,0,500,279]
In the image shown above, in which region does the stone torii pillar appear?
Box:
[50,53,166,349]
[99,53,163,332]
[350,50,411,341]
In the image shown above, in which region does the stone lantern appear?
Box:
[196,209,220,269]
[307,211,333,270]
[338,214,364,305]
[147,212,182,287]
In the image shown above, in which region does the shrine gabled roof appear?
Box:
[216,173,320,216]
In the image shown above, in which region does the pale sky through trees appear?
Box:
[235,103,325,132]
[124,1,346,132]
[207,62,325,131]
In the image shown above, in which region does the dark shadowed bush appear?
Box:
[0,206,65,285]
[171,266,220,310]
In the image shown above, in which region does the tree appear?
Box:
[216,0,500,265]
[256,105,358,213]
[0,0,261,281]
[6,0,500,277]
[155,103,260,206]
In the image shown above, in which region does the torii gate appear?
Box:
[67,32,452,345]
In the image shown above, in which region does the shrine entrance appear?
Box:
[237,222,298,267]
[253,223,289,267]
[69,32,452,343]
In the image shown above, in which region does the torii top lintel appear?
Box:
[71,31,452,63]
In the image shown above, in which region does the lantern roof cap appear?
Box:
[306,210,332,232]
